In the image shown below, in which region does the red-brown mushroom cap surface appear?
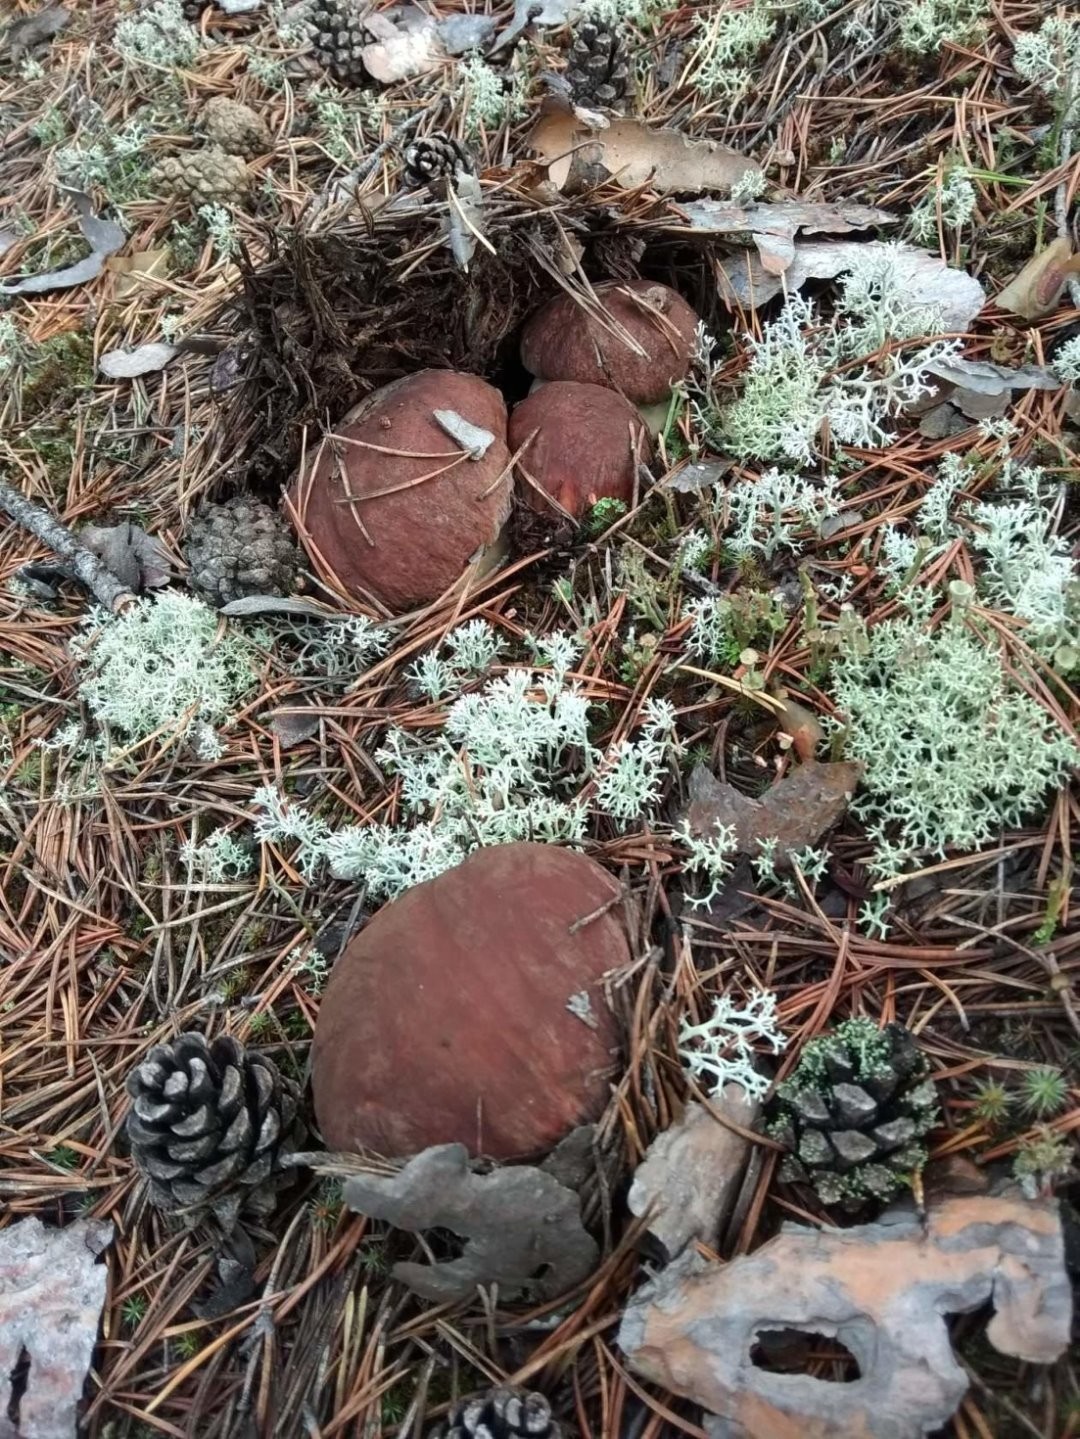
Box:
[509,381,652,518]
[520,279,699,405]
[311,843,628,1161]
[288,369,512,613]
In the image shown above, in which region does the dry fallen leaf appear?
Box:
[673,199,894,275]
[995,237,1080,320]
[343,1142,597,1303]
[530,110,760,195]
[716,239,987,331]
[3,5,69,59]
[444,170,491,272]
[98,341,179,379]
[79,523,172,592]
[0,1216,113,1439]
[0,191,126,296]
[361,6,443,83]
[437,13,497,54]
[433,408,496,459]
[619,1187,1071,1439]
[627,1090,757,1262]
[106,247,170,299]
[685,759,862,863]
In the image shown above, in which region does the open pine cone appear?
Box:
[183,495,300,607]
[126,1033,304,1231]
[565,20,629,110]
[311,0,369,86]
[430,1388,562,1439]
[768,1019,939,1211]
[404,132,473,188]
[153,147,250,208]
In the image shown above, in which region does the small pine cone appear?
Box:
[403,132,472,188]
[202,97,272,160]
[430,1388,562,1439]
[153,147,251,208]
[310,0,370,86]
[183,495,300,607]
[126,1032,304,1231]
[565,20,629,110]
[768,1019,939,1212]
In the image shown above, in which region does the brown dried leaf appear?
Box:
[627,1091,757,1262]
[685,759,862,863]
[619,1188,1071,1439]
[995,237,1080,320]
[105,247,170,299]
[343,1142,597,1303]
[0,1216,113,1439]
[530,111,759,195]
[770,690,824,761]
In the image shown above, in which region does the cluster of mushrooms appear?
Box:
[288,279,700,612]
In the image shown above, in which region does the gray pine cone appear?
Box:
[311,0,369,86]
[126,1032,304,1231]
[403,132,472,188]
[430,1388,562,1439]
[768,1019,939,1211]
[153,147,250,208]
[565,20,629,110]
[202,97,272,159]
[183,496,300,607]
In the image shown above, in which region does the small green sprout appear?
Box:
[584,496,628,536]
[1019,1066,1069,1119]
[971,1078,1012,1128]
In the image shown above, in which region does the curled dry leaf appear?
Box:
[672,199,894,276]
[79,523,172,592]
[619,1188,1071,1439]
[0,1216,113,1439]
[716,239,986,332]
[627,1090,758,1262]
[342,1142,598,1303]
[995,237,1080,320]
[0,191,125,296]
[530,110,759,196]
[685,759,862,864]
[433,408,497,459]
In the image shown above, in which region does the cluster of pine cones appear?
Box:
[152,98,270,209]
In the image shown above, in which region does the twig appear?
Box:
[310,106,434,216]
[0,478,134,612]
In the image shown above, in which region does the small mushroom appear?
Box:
[311,843,629,1161]
[520,279,700,405]
[288,369,512,613]
[509,381,652,518]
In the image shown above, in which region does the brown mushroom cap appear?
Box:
[288,369,512,612]
[509,381,652,518]
[520,280,699,405]
[311,843,628,1161]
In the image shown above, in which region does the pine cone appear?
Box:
[403,132,473,187]
[126,1032,303,1231]
[565,20,629,110]
[768,1019,939,1211]
[430,1388,562,1439]
[183,496,300,607]
[310,0,369,86]
[202,97,272,159]
[152,147,251,208]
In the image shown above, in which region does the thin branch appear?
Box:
[0,478,135,612]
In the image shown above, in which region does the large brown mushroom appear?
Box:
[311,843,628,1161]
[288,369,512,612]
[509,381,652,518]
[520,280,699,406]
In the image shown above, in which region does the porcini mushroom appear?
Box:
[288,369,512,613]
[520,279,699,406]
[509,381,652,518]
[311,843,628,1161]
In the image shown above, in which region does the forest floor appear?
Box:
[0,0,1078,1435]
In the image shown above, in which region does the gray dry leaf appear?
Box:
[433,408,496,459]
[619,1187,1071,1439]
[361,6,443,83]
[671,199,894,275]
[0,191,125,296]
[666,457,735,493]
[437,13,497,54]
[627,1091,758,1261]
[716,239,987,331]
[530,111,760,195]
[3,5,70,59]
[445,171,489,272]
[495,0,580,51]
[79,523,172,592]
[218,595,338,619]
[0,1216,113,1439]
[98,341,179,379]
[925,356,1059,395]
[269,709,321,748]
[685,759,862,864]
[343,1142,598,1303]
